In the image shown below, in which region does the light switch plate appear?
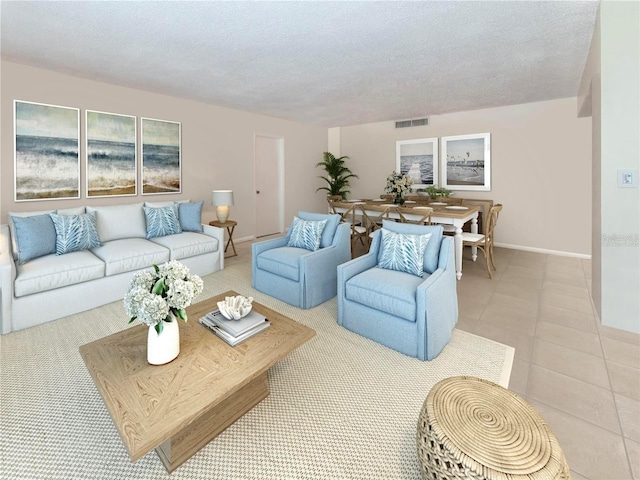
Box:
[618,169,638,188]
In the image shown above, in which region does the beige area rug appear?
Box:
[0,259,514,479]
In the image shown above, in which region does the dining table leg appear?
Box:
[454,226,463,280]
[471,216,479,261]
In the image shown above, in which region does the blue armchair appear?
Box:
[252,211,351,309]
[337,220,458,360]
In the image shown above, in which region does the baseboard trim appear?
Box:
[495,242,591,260]
[235,235,256,244]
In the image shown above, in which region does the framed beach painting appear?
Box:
[141,117,181,195]
[14,100,80,201]
[441,133,491,191]
[86,110,137,197]
[396,137,438,188]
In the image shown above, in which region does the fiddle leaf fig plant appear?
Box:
[316,152,358,200]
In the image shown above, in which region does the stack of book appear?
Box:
[199,309,270,346]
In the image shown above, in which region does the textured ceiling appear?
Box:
[1,1,599,127]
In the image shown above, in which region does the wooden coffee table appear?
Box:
[79,290,315,473]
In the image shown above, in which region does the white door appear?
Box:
[254,134,284,237]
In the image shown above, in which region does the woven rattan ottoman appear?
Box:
[417,376,570,480]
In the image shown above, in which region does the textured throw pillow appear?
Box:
[287,217,327,251]
[10,214,57,264]
[297,211,340,248]
[378,228,432,277]
[49,213,102,255]
[178,201,204,232]
[143,205,182,239]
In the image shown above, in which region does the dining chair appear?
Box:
[359,204,394,246]
[397,206,433,225]
[432,196,464,206]
[461,204,503,278]
[330,201,368,256]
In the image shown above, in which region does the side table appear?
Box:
[209,220,237,258]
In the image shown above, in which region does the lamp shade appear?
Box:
[211,190,234,223]
[211,190,234,207]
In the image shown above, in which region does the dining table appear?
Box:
[335,199,480,280]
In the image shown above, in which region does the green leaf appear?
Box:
[155,321,163,335]
[128,317,136,324]
[175,308,187,321]
[152,279,165,295]
[153,264,160,273]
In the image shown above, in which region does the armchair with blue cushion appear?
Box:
[337,220,458,360]
[252,211,351,309]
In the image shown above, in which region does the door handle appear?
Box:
[256,190,260,194]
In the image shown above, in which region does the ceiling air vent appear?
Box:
[395,117,429,128]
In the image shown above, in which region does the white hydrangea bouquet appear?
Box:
[124,260,204,334]
[385,171,412,203]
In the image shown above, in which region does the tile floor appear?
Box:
[228,237,640,479]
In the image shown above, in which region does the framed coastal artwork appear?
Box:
[141,117,181,195]
[395,137,438,188]
[14,100,80,201]
[86,110,137,197]
[441,133,491,191]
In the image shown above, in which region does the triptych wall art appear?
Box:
[396,133,491,191]
[13,100,182,202]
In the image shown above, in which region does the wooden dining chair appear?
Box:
[397,206,433,225]
[461,204,503,278]
[330,202,367,257]
[359,204,394,246]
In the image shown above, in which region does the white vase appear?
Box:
[147,315,180,365]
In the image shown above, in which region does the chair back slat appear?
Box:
[397,206,433,225]
[485,204,503,241]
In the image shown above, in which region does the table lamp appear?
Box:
[211,190,234,223]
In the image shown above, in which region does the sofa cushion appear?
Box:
[381,220,443,274]
[178,201,204,232]
[49,213,102,255]
[86,203,146,242]
[287,216,326,251]
[297,211,340,248]
[143,205,182,239]
[57,207,86,215]
[90,238,170,276]
[144,200,190,208]
[149,232,218,260]
[14,250,105,298]
[256,246,309,281]
[10,214,57,264]
[345,267,426,322]
[378,228,431,277]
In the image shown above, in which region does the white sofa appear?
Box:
[0,202,224,334]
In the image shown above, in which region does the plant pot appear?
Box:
[147,314,180,365]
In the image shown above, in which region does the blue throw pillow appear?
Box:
[10,214,57,264]
[378,228,432,277]
[144,205,182,239]
[297,211,340,248]
[178,201,204,232]
[381,220,443,274]
[287,216,327,251]
[49,213,102,255]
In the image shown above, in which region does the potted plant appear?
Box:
[417,185,452,200]
[316,152,358,200]
[385,171,412,205]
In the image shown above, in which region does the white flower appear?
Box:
[124,261,203,330]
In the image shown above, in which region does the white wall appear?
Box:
[338,98,592,256]
[1,61,329,240]
[599,2,640,333]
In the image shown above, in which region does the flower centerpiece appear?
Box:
[385,171,412,205]
[124,260,204,365]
